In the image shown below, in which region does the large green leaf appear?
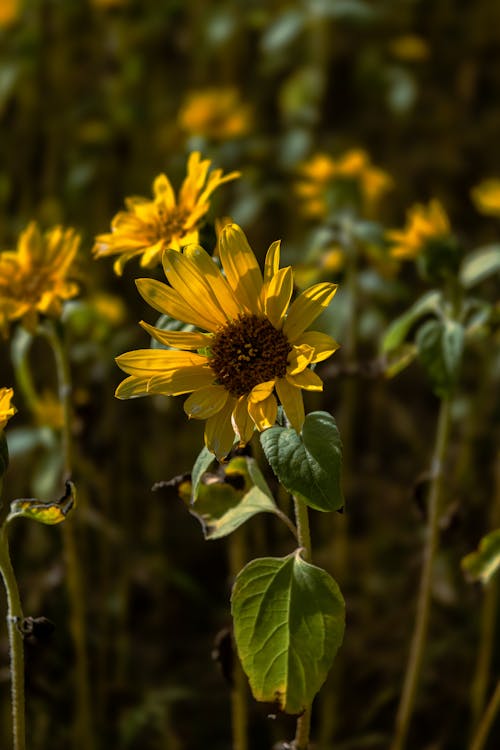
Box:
[460,245,500,288]
[415,319,464,397]
[260,411,343,512]
[231,549,345,714]
[462,529,500,584]
[382,290,442,353]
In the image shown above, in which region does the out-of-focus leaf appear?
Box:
[459,245,500,288]
[231,549,345,714]
[191,445,217,500]
[382,290,442,353]
[309,0,377,21]
[462,529,500,584]
[8,481,77,526]
[261,8,305,55]
[415,319,464,397]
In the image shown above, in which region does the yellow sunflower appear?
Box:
[179,87,253,141]
[115,224,339,459]
[471,179,500,218]
[387,199,450,259]
[0,388,16,432]
[93,152,240,275]
[0,222,80,334]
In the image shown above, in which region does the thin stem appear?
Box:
[391,397,453,750]
[469,680,500,750]
[39,321,94,750]
[272,507,298,541]
[293,495,313,750]
[228,529,248,750]
[0,525,26,750]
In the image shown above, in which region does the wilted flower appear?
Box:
[0,222,80,334]
[471,179,500,218]
[387,200,451,260]
[179,88,253,141]
[0,388,16,432]
[295,149,393,218]
[93,152,239,275]
[115,224,339,459]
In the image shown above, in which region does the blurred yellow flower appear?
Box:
[179,88,253,141]
[0,222,80,334]
[471,179,500,217]
[91,292,127,327]
[389,35,430,62]
[93,152,239,275]
[0,387,16,431]
[115,224,339,459]
[0,0,20,28]
[33,391,64,430]
[295,149,393,217]
[387,200,451,260]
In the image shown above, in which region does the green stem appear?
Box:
[39,322,94,750]
[391,397,452,750]
[0,525,26,750]
[228,529,248,750]
[293,495,313,750]
[469,680,500,750]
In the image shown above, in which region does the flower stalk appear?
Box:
[293,494,313,750]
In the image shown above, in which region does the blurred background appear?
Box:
[1,1,499,748]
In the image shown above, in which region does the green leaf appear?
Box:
[260,411,343,512]
[462,529,500,584]
[231,549,345,714]
[460,245,500,288]
[8,481,77,526]
[382,290,442,353]
[416,319,464,397]
[191,445,217,500]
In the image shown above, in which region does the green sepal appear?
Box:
[231,549,345,714]
[260,411,343,512]
[8,480,77,526]
[415,318,464,397]
[462,529,500,584]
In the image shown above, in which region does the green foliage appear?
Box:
[8,481,76,526]
[462,529,500,584]
[415,319,464,397]
[382,291,442,353]
[231,549,345,714]
[260,411,343,512]
[191,445,217,499]
[460,245,500,288]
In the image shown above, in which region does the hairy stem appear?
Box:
[391,396,452,750]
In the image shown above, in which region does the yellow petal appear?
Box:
[115,376,151,399]
[116,349,208,376]
[140,321,211,350]
[136,278,217,332]
[162,249,227,329]
[287,344,315,375]
[182,244,241,320]
[286,369,323,391]
[204,397,237,460]
[218,224,263,314]
[183,385,229,419]
[283,283,338,340]
[147,365,215,395]
[247,394,277,431]
[249,380,275,403]
[275,378,305,432]
[294,331,340,363]
[153,173,175,208]
[263,240,281,284]
[231,397,255,445]
[263,266,293,327]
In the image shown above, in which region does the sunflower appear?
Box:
[93,152,240,275]
[0,222,80,335]
[178,87,253,141]
[0,388,16,432]
[115,224,339,459]
[387,199,451,259]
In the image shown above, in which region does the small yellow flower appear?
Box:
[387,200,451,260]
[0,388,16,431]
[179,88,253,141]
[0,0,20,28]
[295,149,392,217]
[471,179,500,218]
[0,222,80,334]
[93,152,239,275]
[115,224,339,459]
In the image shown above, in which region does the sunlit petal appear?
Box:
[294,331,340,362]
[140,321,211,350]
[162,249,227,328]
[283,283,338,340]
[263,240,281,284]
[205,397,237,460]
[275,378,305,432]
[218,224,263,314]
[231,397,255,444]
[116,349,208,376]
[263,266,293,327]
[249,380,275,403]
[287,344,315,375]
[183,244,241,319]
[183,385,229,419]
[147,365,215,395]
[136,278,218,332]
[286,369,323,391]
[247,393,277,430]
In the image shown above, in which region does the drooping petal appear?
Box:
[136,278,218,332]
[183,385,229,419]
[116,349,208,376]
[231,397,255,444]
[275,378,305,432]
[287,344,315,375]
[263,266,293,327]
[183,244,241,320]
[204,397,237,460]
[140,321,212,350]
[283,283,338,340]
[247,393,278,430]
[249,380,275,403]
[286,369,324,391]
[294,331,340,363]
[218,224,263,314]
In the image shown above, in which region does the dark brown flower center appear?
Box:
[152,206,189,244]
[210,314,292,397]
